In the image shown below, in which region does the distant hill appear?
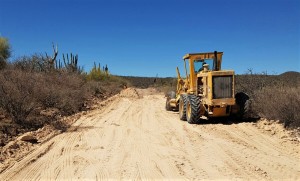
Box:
[279,71,300,78]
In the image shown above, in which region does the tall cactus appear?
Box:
[55,59,63,70]
[63,53,82,73]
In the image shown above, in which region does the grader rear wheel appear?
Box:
[186,95,201,124]
[235,92,251,119]
[179,94,187,121]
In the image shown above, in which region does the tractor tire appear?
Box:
[235,92,251,119]
[165,91,176,111]
[186,95,201,124]
[179,94,187,121]
[165,99,172,111]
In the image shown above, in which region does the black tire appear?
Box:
[165,99,172,111]
[186,95,201,124]
[235,92,250,119]
[179,94,187,121]
[165,91,176,111]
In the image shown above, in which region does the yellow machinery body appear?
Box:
[168,51,239,122]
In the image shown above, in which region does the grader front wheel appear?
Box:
[165,91,176,111]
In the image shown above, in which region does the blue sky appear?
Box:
[0,0,299,77]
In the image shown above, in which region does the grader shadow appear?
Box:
[199,117,260,125]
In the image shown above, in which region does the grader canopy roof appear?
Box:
[182,52,223,60]
[183,51,223,71]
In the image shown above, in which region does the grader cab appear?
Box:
[166,51,249,124]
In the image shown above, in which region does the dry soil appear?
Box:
[0,88,299,180]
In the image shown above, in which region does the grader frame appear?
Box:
[166,51,241,124]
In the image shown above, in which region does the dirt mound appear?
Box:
[255,119,300,142]
[119,88,141,98]
[0,125,60,173]
[138,87,160,95]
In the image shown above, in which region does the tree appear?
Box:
[0,37,11,69]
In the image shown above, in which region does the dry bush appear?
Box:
[0,69,88,127]
[0,70,40,125]
[254,86,300,128]
[235,73,275,98]
[121,76,157,88]
[85,76,129,98]
[236,71,300,129]
[36,72,88,115]
[0,56,6,70]
[13,54,83,73]
[121,76,176,90]
[13,55,44,72]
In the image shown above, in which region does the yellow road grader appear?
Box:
[166,51,249,123]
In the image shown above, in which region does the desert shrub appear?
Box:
[13,54,47,72]
[85,76,129,97]
[0,37,11,60]
[13,53,83,74]
[236,71,300,129]
[0,68,89,126]
[254,86,300,128]
[85,81,107,96]
[120,76,156,88]
[0,56,6,70]
[0,70,41,125]
[235,71,276,98]
[36,72,88,115]
[86,63,110,81]
[0,37,11,70]
[120,76,176,89]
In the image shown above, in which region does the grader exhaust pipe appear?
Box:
[213,51,218,71]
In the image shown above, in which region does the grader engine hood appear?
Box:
[198,70,236,117]
[200,71,235,102]
[210,71,235,99]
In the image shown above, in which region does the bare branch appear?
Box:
[51,43,58,62]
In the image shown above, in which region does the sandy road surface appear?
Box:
[1,88,299,180]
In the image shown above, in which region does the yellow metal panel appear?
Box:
[212,98,236,106]
[211,70,234,76]
[183,52,223,60]
[212,107,229,117]
[188,59,196,93]
[207,72,213,101]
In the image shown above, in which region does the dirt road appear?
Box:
[1,88,299,180]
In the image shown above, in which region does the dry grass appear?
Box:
[254,86,300,128]
[236,71,300,129]
[0,61,128,146]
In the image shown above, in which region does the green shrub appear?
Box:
[0,37,11,70]
[86,62,109,81]
[0,37,11,61]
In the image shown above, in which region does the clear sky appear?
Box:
[0,0,299,77]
